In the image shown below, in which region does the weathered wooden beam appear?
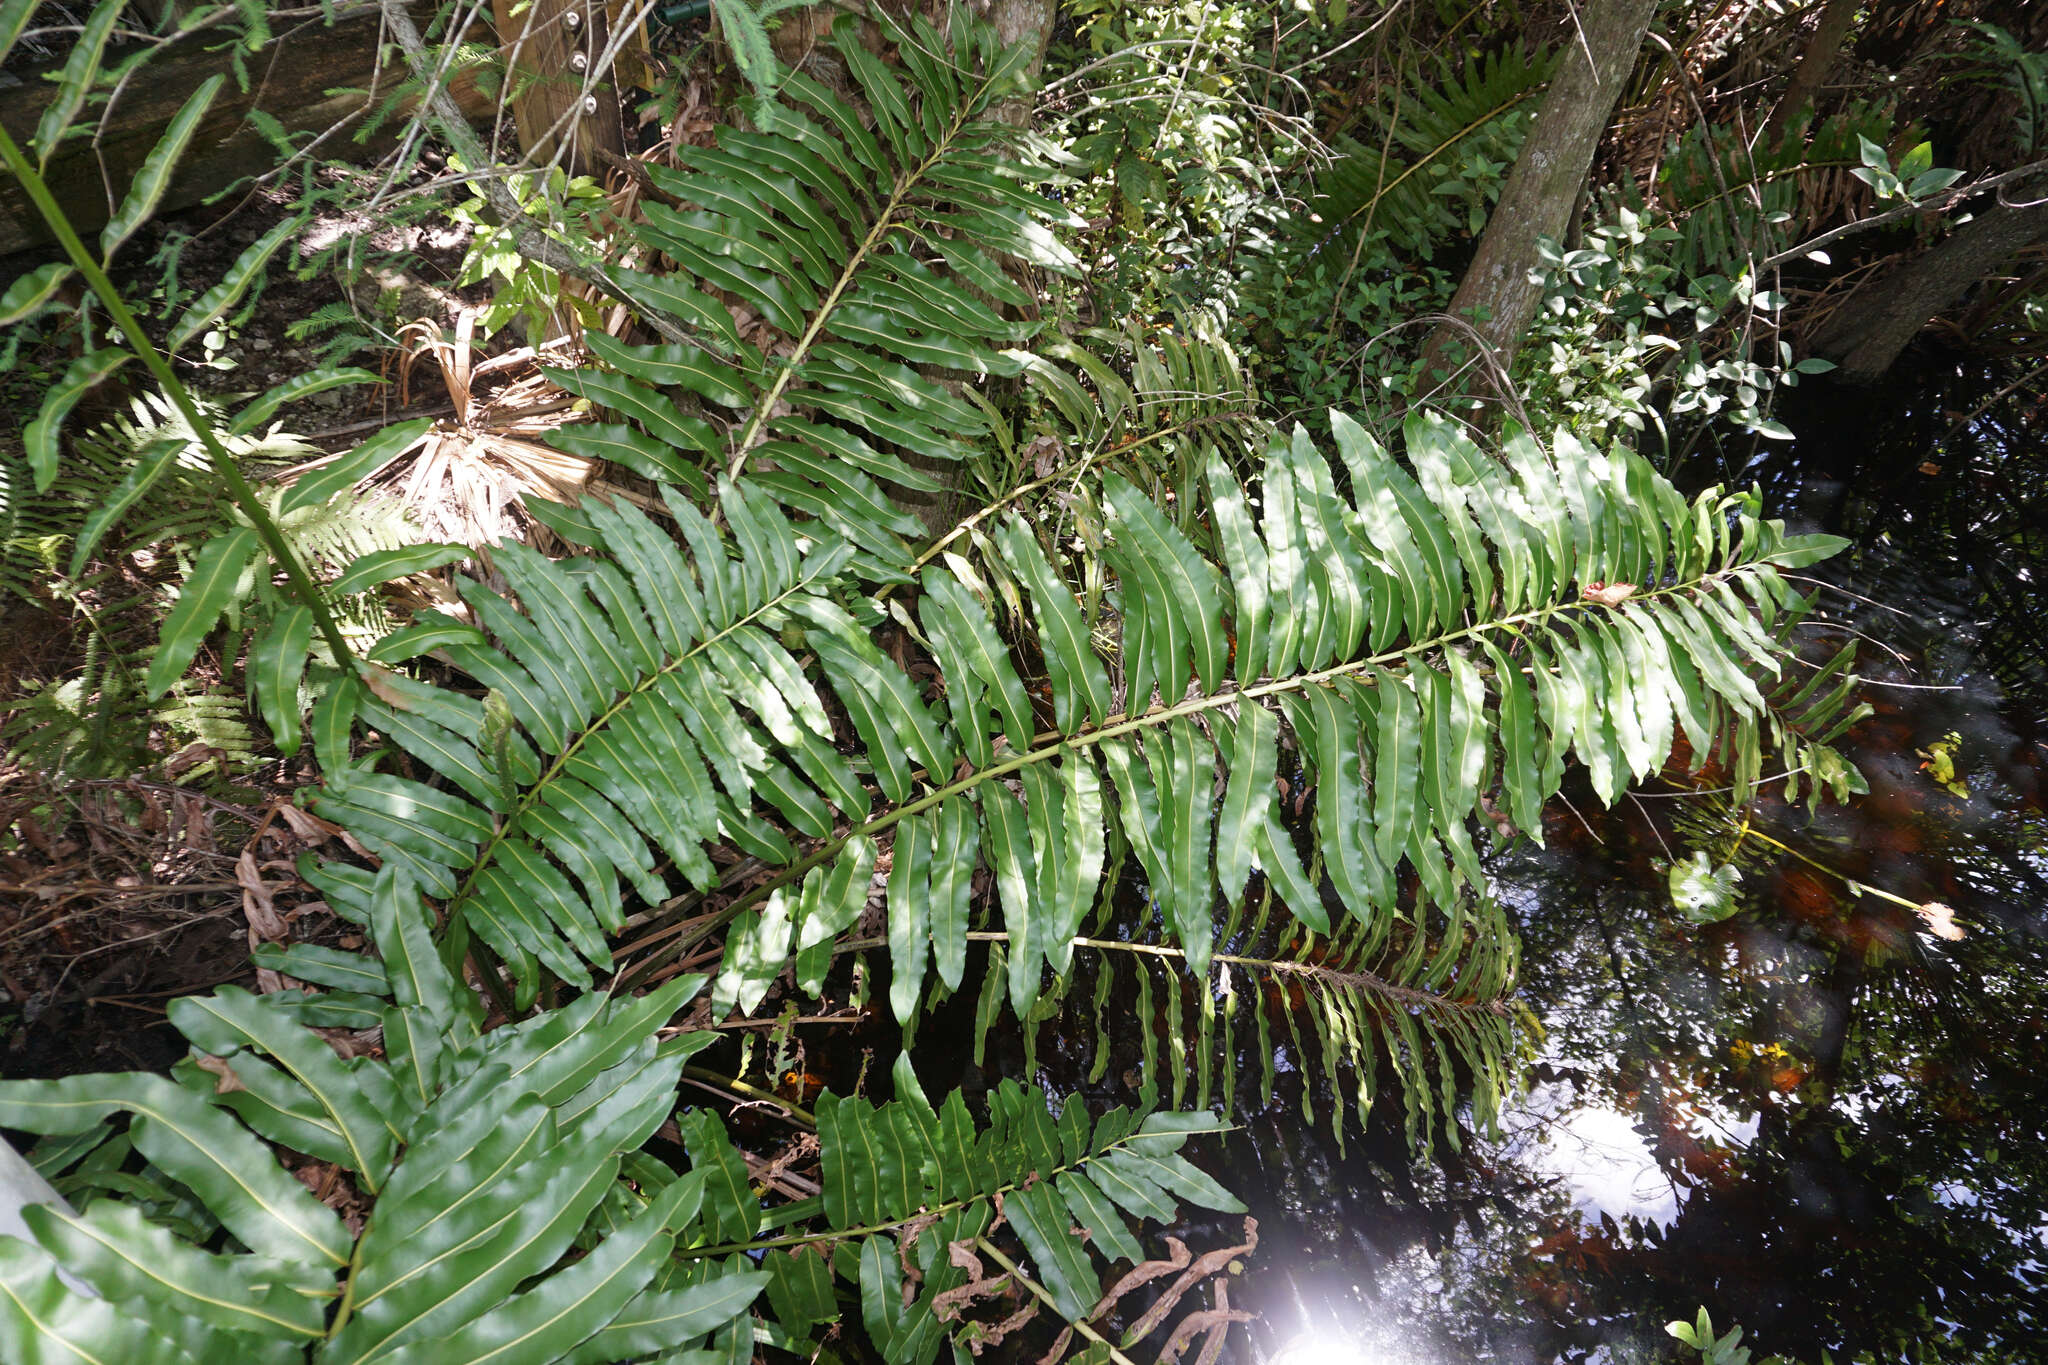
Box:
[0,5,495,257]
[488,0,624,176]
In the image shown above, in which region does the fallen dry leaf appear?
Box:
[194,1054,246,1094]
[1580,581,1638,607]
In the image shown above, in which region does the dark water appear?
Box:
[944,355,2048,1364]
[1203,361,2048,1365]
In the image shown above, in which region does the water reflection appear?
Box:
[1199,496,2048,1361]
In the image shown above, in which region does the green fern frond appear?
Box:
[303,405,1852,1129]
[155,679,261,779]
[1309,43,1554,258]
[2,389,430,776]
[963,868,1522,1155]
[0,448,73,604]
[1,637,151,781]
[544,4,1079,566]
[0,866,1245,1363]
[1648,101,1905,276]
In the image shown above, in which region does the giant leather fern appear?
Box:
[0,866,1236,1364]
[302,410,1852,1077]
[1310,44,1554,258]
[542,4,1078,565]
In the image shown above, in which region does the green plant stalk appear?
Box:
[971,1237,1141,1365]
[1732,823,1931,913]
[679,1064,816,1127]
[0,120,358,675]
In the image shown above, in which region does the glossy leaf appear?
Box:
[101,76,224,260]
[144,526,262,697]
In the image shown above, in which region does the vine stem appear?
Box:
[0,121,357,673]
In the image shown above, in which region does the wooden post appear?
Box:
[489,0,625,176]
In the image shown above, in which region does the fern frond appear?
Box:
[304,404,1852,1118]
[1,642,151,781]
[962,868,1521,1155]
[542,5,1079,565]
[155,678,261,779]
[1310,44,1554,258]
[1648,101,1904,276]
[0,448,73,604]
[0,866,1247,1364]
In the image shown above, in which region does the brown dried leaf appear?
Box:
[1158,1280,1255,1365]
[1123,1218,1259,1347]
[238,851,289,941]
[193,1053,245,1094]
[362,664,415,712]
[1580,581,1638,607]
[1089,1236,1191,1320]
[275,803,343,848]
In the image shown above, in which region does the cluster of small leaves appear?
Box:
[1648,101,1908,277]
[1519,207,1837,444]
[1045,0,1305,323]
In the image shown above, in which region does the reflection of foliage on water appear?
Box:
[1300,719,2048,1364]
[1744,354,2048,729]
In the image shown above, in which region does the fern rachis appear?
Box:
[295,404,1855,1174]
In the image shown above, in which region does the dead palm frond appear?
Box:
[378,310,597,550]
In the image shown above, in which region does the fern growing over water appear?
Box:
[300,406,1850,1100]
[0,9,1872,1356]
[950,877,1523,1156]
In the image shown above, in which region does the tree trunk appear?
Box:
[979,0,1057,127]
[1758,0,1862,149]
[1806,197,2048,383]
[1422,0,1660,387]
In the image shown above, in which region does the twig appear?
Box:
[1755,157,2048,272]
[373,0,696,347]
